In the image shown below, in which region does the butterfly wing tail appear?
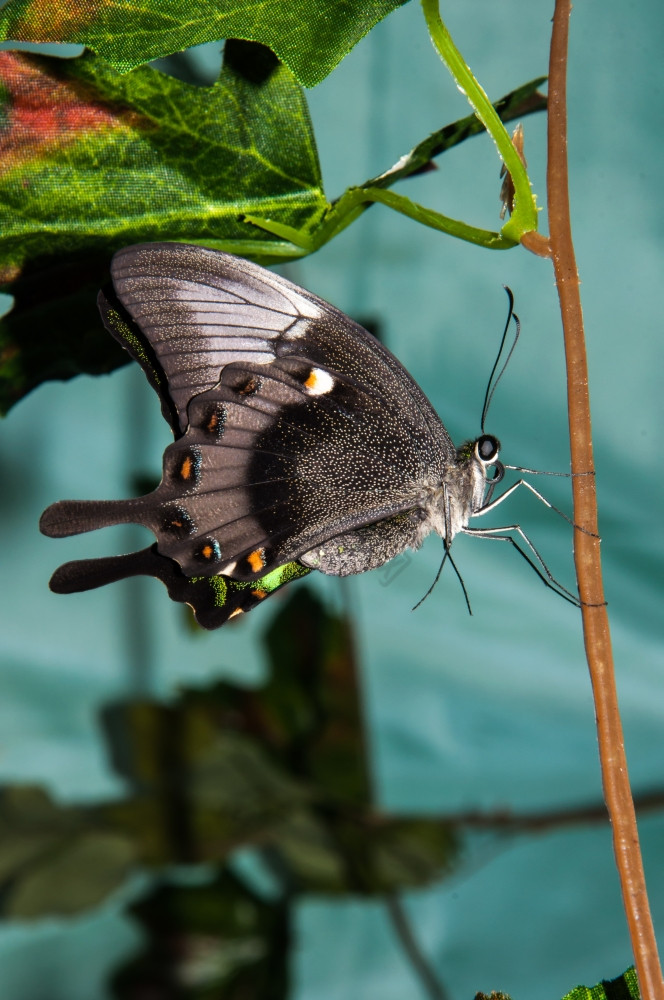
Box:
[49,548,160,594]
[40,498,145,537]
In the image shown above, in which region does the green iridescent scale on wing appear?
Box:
[193,562,311,621]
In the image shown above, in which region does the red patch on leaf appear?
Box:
[0,52,123,173]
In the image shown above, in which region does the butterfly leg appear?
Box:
[462,523,580,606]
[478,478,598,537]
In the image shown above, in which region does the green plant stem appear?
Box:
[544,1,664,996]
[247,186,516,252]
[420,0,538,242]
[246,78,548,255]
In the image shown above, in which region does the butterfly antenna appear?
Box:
[481,287,520,433]
[412,544,473,615]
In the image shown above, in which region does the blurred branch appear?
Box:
[386,894,449,1000]
[435,787,664,833]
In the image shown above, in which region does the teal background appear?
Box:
[1,1,663,997]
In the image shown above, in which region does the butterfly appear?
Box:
[40,242,529,629]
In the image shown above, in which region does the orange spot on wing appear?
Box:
[247,549,265,573]
[251,589,268,600]
[304,370,318,389]
[235,375,260,395]
[180,455,193,480]
[201,544,214,560]
[228,607,244,620]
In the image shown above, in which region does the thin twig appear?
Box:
[385,894,449,1000]
[542,1,664,996]
[433,787,664,833]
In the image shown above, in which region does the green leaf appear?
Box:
[0,45,325,275]
[476,976,641,1000]
[263,588,372,806]
[361,76,546,191]
[268,811,457,894]
[7,831,136,918]
[99,590,458,894]
[0,0,408,88]
[99,589,369,867]
[562,969,640,1000]
[0,786,136,918]
[101,707,313,866]
[0,43,326,412]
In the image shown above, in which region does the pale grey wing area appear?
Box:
[110,242,326,433]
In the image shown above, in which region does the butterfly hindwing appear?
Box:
[140,350,450,580]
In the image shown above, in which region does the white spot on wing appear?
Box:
[304,367,334,396]
[219,561,237,575]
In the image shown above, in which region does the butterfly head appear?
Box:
[428,433,504,543]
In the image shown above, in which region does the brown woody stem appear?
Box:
[543,0,664,995]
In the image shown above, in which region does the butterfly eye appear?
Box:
[475,434,500,464]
